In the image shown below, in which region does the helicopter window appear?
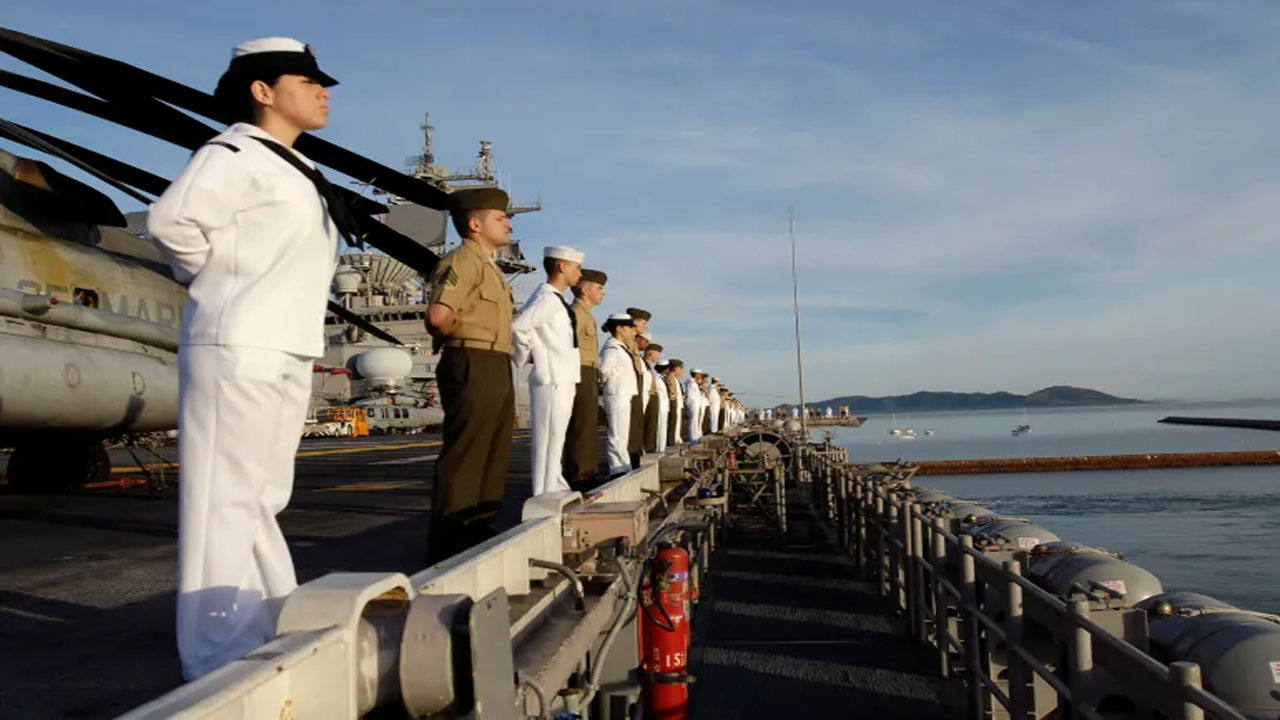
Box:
[73,287,100,309]
[366,408,374,417]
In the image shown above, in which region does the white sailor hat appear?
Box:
[639,332,653,340]
[215,37,337,105]
[691,368,706,375]
[544,246,585,264]
[602,313,634,332]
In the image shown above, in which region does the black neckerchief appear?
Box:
[557,292,578,348]
[245,135,367,249]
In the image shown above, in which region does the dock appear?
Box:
[799,416,866,428]
[1158,415,1280,431]
[914,448,1280,474]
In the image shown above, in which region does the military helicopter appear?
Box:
[0,26,461,490]
[0,146,186,490]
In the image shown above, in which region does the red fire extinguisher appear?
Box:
[639,544,692,720]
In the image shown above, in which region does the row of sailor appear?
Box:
[145,34,747,685]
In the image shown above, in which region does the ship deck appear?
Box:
[2,434,959,719]
[0,432,541,719]
[689,488,960,718]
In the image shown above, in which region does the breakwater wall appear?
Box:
[914,449,1280,475]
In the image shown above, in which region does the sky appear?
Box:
[4,1,1280,404]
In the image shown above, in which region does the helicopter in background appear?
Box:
[0,147,184,490]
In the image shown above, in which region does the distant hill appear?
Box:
[781,386,1144,413]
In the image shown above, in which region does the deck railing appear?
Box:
[804,446,1249,720]
[120,446,722,720]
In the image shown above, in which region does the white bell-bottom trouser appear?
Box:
[176,345,311,680]
[529,382,575,496]
[655,405,668,453]
[602,393,632,476]
[685,407,703,443]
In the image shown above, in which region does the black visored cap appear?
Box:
[224,50,338,87]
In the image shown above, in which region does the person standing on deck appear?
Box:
[563,268,607,490]
[645,344,667,452]
[638,334,661,453]
[599,313,638,476]
[707,376,723,434]
[424,187,515,564]
[684,368,706,442]
[699,374,713,435]
[512,246,584,497]
[667,359,685,444]
[148,38,344,680]
[624,308,651,468]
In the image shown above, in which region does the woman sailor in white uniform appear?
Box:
[147,38,348,680]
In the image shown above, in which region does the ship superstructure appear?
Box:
[314,114,542,428]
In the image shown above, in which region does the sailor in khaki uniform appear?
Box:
[667,359,685,445]
[563,269,606,488]
[512,246,584,497]
[148,38,343,680]
[425,187,515,563]
[599,313,638,476]
[645,344,668,452]
[624,308,651,467]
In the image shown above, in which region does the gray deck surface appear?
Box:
[0,432,549,719]
[689,495,961,719]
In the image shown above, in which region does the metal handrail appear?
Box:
[804,451,1250,720]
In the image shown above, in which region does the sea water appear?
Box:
[830,401,1280,613]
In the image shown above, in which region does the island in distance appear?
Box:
[786,386,1144,413]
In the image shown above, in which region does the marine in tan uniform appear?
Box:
[666,359,685,445]
[624,307,651,468]
[641,341,662,452]
[563,268,607,489]
[424,187,515,563]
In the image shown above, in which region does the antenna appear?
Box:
[790,206,808,441]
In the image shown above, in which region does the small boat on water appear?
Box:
[1011,409,1034,436]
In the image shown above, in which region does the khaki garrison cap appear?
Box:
[626,307,652,321]
[449,187,510,215]
[647,343,664,352]
[579,268,608,285]
[668,359,684,368]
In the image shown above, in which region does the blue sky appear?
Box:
[5,1,1280,403]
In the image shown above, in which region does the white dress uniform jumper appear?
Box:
[671,372,683,443]
[683,375,704,443]
[148,38,341,679]
[707,382,722,434]
[599,333,637,475]
[512,271,582,497]
[651,366,669,453]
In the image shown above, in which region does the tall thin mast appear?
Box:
[790,206,808,440]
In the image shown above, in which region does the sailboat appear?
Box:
[900,414,917,439]
[888,412,901,436]
[1012,408,1033,436]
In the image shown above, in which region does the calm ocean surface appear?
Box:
[829,401,1280,613]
